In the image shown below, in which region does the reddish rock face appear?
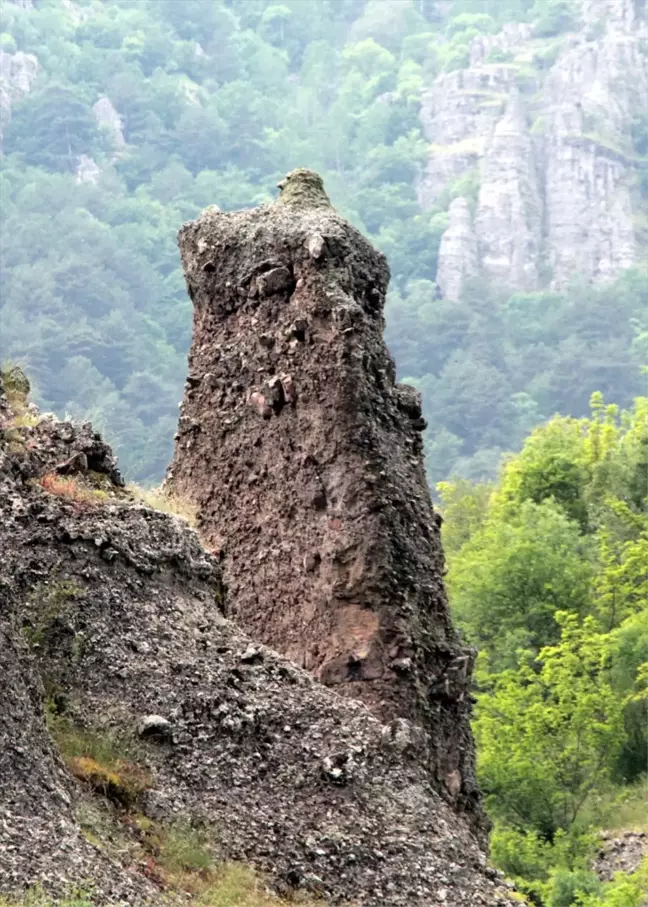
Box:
[167,176,483,827]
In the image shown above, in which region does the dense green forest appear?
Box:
[440,394,648,905]
[1,0,645,484]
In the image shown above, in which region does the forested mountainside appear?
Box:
[0,0,646,486]
[440,392,648,905]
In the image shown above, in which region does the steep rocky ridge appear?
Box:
[422,0,648,299]
[166,170,482,826]
[0,372,516,906]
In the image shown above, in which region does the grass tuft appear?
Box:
[49,714,152,809]
[129,485,197,526]
[69,755,151,808]
[36,473,109,506]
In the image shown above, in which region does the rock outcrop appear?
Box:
[473,92,542,293]
[422,0,648,296]
[0,48,38,140]
[0,373,516,906]
[166,169,483,824]
[593,830,648,883]
[436,197,479,301]
[93,95,125,150]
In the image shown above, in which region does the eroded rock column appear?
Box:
[167,170,482,822]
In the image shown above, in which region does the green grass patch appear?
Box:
[48,714,152,809]
[0,863,305,906]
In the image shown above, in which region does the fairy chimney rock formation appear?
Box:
[167,169,481,817]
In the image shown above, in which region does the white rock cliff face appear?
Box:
[474,92,542,292]
[437,198,479,302]
[93,95,125,149]
[421,0,647,299]
[0,49,38,140]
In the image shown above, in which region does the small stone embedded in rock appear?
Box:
[257,266,293,297]
[445,769,462,797]
[267,376,286,413]
[303,551,321,572]
[137,714,174,743]
[306,233,326,260]
[280,373,296,404]
[54,451,89,475]
[248,391,273,419]
[240,645,263,664]
[321,752,354,786]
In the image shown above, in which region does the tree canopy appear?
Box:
[0,0,645,483]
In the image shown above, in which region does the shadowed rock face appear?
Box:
[167,170,483,825]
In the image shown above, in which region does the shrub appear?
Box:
[532,1,578,38]
[24,579,83,649]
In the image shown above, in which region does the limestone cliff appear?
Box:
[0,371,516,906]
[166,169,483,825]
[0,48,38,141]
[422,0,648,299]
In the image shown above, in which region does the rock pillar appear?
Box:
[167,170,483,823]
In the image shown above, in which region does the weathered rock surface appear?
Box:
[437,197,479,302]
[0,378,516,906]
[422,0,648,296]
[166,169,483,827]
[0,48,38,138]
[593,830,648,882]
[76,153,102,185]
[93,95,125,150]
[473,92,542,293]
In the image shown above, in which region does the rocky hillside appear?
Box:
[425,0,648,299]
[0,368,517,906]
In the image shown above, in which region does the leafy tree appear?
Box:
[532,0,579,37]
[449,499,594,666]
[5,85,104,172]
[436,478,491,558]
[476,613,626,839]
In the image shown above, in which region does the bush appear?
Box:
[532,1,578,38]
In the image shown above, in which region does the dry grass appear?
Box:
[129,484,197,526]
[1,364,30,415]
[603,778,648,834]
[36,473,108,506]
[11,412,41,428]
[578,776,648,835]
[69,755,151,808]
